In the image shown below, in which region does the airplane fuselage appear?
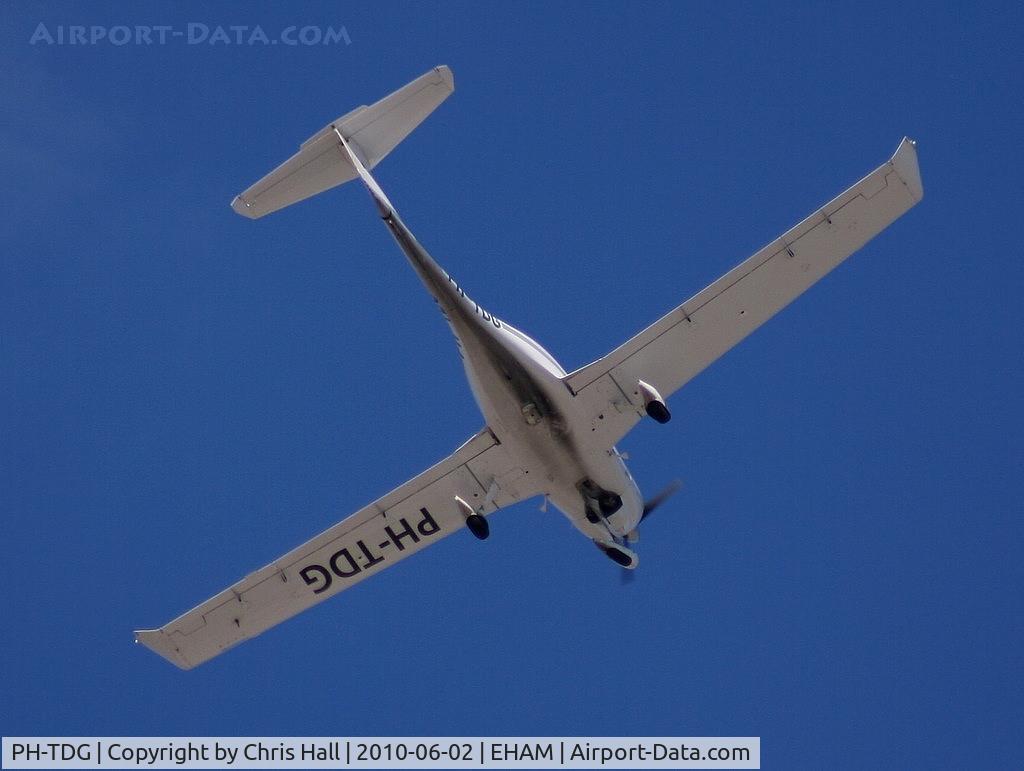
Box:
[383,209,643,549]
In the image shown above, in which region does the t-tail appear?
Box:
[230,65,453,219]
[229,65,479,353]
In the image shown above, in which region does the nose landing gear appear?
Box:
[595,540,638,569]
[579,479,623,523]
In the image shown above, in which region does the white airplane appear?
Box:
[136,66,923,669]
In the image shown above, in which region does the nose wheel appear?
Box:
[580,479,623,523]
[594,540,638,569]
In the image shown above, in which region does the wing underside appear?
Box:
[135,427,535,669]
[566,138,923,448]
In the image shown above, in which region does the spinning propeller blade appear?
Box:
[619,480,683,584]
[640,479,683,522]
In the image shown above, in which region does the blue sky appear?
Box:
[2,1,1022,768]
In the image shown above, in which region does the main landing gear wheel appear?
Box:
[466,513,489,540]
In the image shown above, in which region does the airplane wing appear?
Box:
[135,427,536,669]
[564,138,923,449]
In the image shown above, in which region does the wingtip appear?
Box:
[134,628,195,670]
[231,195,259,219]
[891,136,923,203]
[434,65,455,91]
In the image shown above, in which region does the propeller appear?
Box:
[621,479,683,585]
[640,479,683,522]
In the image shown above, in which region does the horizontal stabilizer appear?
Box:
[231,65,454,219]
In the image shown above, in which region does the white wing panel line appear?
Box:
[565,138,923,397]
[134,427,507,670]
